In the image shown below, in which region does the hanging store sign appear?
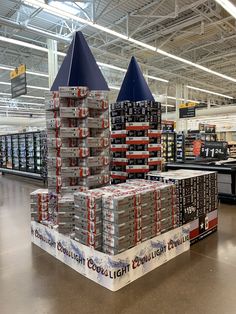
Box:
[200,141,228,160]
[179,103,196,119]
[10,64,27,98]
[199,123,216,133]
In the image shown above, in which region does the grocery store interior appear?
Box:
[1,0,236,313]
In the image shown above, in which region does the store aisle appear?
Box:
[0,175,236,314]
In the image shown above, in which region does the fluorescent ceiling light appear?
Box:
[20,95,44,100]
[156,49,236,83]
[0,108,45,115]
[0,35,48,52]
[0,106,43,111]
[28,85,49,91]
[187,85,233,99]
[146,75,168,83]
[99,62,168,83]
[0,82,48,91]
[0,65,12,71]
[0,92,11,96]
[0,92,44,100]
[167,96,199,103]
[215,0,236,19]
[0,98,44,106]
[27,70,49,78]
[0,65,49,78]
[109,85,120,90]
[58,55,168,83]
[161,104,175,107]
[23,0,236,83]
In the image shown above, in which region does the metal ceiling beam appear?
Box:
[0,10,233,94]
[129,0,167,37]
[126,0,208,35]
[89,0,208,52]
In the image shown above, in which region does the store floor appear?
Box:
[0,175,236,314]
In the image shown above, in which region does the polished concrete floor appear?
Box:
[0,174,236,314]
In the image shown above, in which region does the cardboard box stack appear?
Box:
[45,86,110,235]
[30,189,49,223]
[74,189,103,250]
[111,101,162,184]
[147,169,218,226]
[74,180,178,254]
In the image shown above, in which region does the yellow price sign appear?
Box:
[179,102,195,109]
[10,64,26,79]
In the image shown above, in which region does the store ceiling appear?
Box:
[0,0,236,120]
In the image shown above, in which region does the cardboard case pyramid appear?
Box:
[51,31,109,91]
[117,56,154,102]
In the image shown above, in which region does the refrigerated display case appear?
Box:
[0,131,46,180]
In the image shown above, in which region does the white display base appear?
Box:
[31,221,190,291]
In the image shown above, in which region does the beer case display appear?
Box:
[46,86,110,235]
[30,189,49,223]
[147,169,218,225]
[110,101,163,184]
[74,180,178,254]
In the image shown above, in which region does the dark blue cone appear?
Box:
[51,31,109,91]
[116,56,154,102]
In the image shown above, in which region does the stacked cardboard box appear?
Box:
[30,189,49,224]
[147,169,218,226]
[74,190,103,250]
[111,101,162,184]
[45,86,110,235]
[74,180,178,254]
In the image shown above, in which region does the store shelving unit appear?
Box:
[0,131,46,180]
[184,133,198,160]
[162,132,176,162]
[162,120,176,162]
[176,130,218,162]
[176,133,185,162]
[228,142,236,158]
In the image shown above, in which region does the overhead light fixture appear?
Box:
[187,85,233,99]
[28,85,49,91]
[57,55,169,83]
[146,75,168,83]
[98,62,126,73]
[0,34,233,94]
[0,82,48,91]
[215,0,236,19]
[0,65,12,71]
[0,92,11,96]
[167,96,199,103]
[23,0,236,83]
[0,92,44,100]
[0,98,44,106]
[20,95,45,100]
[0,65,49,78]
[108,85,120,90]
[161,104,175,107]
[0,35,48,52]
[0,105,43,111]
[0,108,45,115]
[27,71,49,78]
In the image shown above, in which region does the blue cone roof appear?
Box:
[116,56,154,102]
[51,31,109,91]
